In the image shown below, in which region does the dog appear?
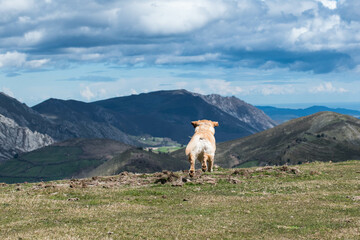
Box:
[185,120,219,177]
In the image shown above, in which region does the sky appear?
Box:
[0,0,360,109]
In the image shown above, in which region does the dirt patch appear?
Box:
[24,164,307,190]
[232,165,302,178]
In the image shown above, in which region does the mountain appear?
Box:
[0,114,54,162]
[34,89,275,144]
[196,93,275,130]
[257,105,360,123]
[171,112,360,168]
[0,138,186,183]
[0,92,73,141]
[32,98,136,145]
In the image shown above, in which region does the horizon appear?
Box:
[1,0,359,108]
[2,89,360,111]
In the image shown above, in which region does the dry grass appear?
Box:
[0,161,359,239]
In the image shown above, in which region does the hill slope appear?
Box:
[172,111,360,168]
[257,105,360,123]
[0,139,132,183]
[215,111,360,167]
[0,138,187,183]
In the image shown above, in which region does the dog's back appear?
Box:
[185,120,219,176]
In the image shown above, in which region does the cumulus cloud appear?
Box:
[0,0,359,73]
[260,85,295,95]
[309,82,348,93]
[0,51,49,69]
[80,86,95,101]
[203,79,244,96]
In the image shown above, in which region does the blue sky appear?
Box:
[0,0,359,109]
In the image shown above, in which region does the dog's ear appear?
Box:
[213,121,219,127]
[191,121,199,128]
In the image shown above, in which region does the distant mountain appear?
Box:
[32,98,136,145]
[257,105,360,123]
[34,90,275,144]
[171,112,360,168]
[0,114,54,162]
[0,138,187,183]
[197,93,275,130]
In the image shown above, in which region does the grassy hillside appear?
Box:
[0,161,359,239]
[0,139,132,183]
[174,112,360,168]
[0,138,188,184]
[82,148,188,178]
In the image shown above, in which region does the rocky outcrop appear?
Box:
[196,93,276,132]
[0,114,54,161]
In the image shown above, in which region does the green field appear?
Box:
[0,160,359,239]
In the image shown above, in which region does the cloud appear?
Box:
[309,82,348,93]
[80,86,95,101]
[1,87,14,97]
[0,0,360,74]
[260,85,295,95]
[202,79,244,95]
[0,51,49,69]
[65,75,117,82]
[317,0,337,10]
[155,53,219,64]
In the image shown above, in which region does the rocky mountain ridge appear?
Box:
[0,114,54,161]
[34,89,276,144]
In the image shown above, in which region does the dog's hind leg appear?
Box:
[188,154,196,177]
[202,154,208,172]
[207,154,214,172]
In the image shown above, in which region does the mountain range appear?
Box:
[257,105,360,123]
[2,111,360,183]
[1,90,359,183]
[34,89,276,144]
[0,90,275,162]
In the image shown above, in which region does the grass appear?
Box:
[151,146,183,154]
[0,160,359,239]
[0,146,103,183]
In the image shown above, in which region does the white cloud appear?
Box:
[0,51,26,68]
[127,0,227,35]
[260,85,295,95]
[0,0,34,12]
[25,59,50,68]
[0,51,49,69]
[309,82,348,93]
[1,87,14,97]
[317,0,337,10]
[24,30,44,44]
[0,0,360,73]
[80,86,95,101]
[204,79,244,95]
[155,53,219,64]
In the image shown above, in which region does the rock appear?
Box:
[0,114,54,162]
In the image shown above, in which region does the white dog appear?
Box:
[185,120,219,177]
